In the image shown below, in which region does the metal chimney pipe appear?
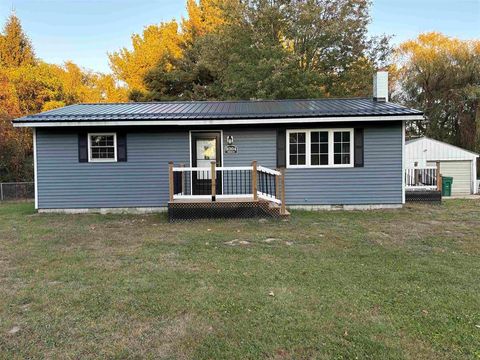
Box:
[373,71,388,102]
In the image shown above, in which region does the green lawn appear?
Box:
[0,200,479,359]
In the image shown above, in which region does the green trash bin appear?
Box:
[442,176,453,196]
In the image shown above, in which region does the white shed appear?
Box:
[405,137,478,195]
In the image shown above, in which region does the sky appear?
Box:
[1,0,479,74]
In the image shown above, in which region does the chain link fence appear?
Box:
[0,182,34,201]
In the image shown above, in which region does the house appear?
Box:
[13,72,424,216]
[406,137,478,196]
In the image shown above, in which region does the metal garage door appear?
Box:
[428,161,472,195]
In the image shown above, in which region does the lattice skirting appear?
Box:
[406,190,442,203]
[168,201,282,221]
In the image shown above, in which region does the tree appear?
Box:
[92,73,129,103]
[109,0,231,97]
[0,69,33,182]
[283,0,391,97]
[142,39,219,101]
[0,14,128,181]
[397,32,480,154]
[141,0,390,101]
[0,13,35,67]
[182,0,229,43]
[108,21,183,92]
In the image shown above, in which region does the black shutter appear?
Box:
[354,128,364,167]
[276,128,286,168]
[117,133,127,162]
[78,133,88,163]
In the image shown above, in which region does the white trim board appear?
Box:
[13,115,424,128]
[33,128,38,210]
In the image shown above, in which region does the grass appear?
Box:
[0,200,479,359]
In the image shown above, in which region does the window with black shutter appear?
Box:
[285,128,354,168]
[79,132,127,163]
[88,133,117,162]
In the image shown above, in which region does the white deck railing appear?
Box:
[405,166,440,190]
[168,161,286,214]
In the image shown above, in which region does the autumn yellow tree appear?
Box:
[108,0,230,95]
[108,21,183,92]
[92,73,128,103]
[182,0,229,42]
[41,61,128,110]
[0,13,35,67]
[0,14,127,181]
[0,13,38,181]
[397,32,480,154]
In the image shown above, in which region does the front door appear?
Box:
[191,132,222,195]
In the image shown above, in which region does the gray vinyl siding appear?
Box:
[221,129,276,195]
[223,125,402,205]
[285,123,403,205]
[36,129,189,208]
[36,123,402,209]
[223,129,276,168]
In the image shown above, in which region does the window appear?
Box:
[311,131,329,166]
[289,132,306,165]
[88,133,117,162]
[333,131,351,165]
[286,129,353,168]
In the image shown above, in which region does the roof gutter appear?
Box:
[13,114,424,128]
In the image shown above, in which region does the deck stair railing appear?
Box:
[169,160,286,215]
[405,162,442,191]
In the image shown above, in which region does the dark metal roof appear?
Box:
[14,98,423,124]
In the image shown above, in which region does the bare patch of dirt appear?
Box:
[224,239,251,246]
[263,238,280,243]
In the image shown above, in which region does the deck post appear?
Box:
[211,161,216,201]
[275,168,280,200]
[252,160,258,200]
[180,163,185,195]
[436,161,442,192]
[168,161,174,202]
[280,168,286,215]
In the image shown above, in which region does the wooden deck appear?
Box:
[168,161,288,221]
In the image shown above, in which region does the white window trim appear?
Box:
[88,132,117,163]
[286,128,354,169]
